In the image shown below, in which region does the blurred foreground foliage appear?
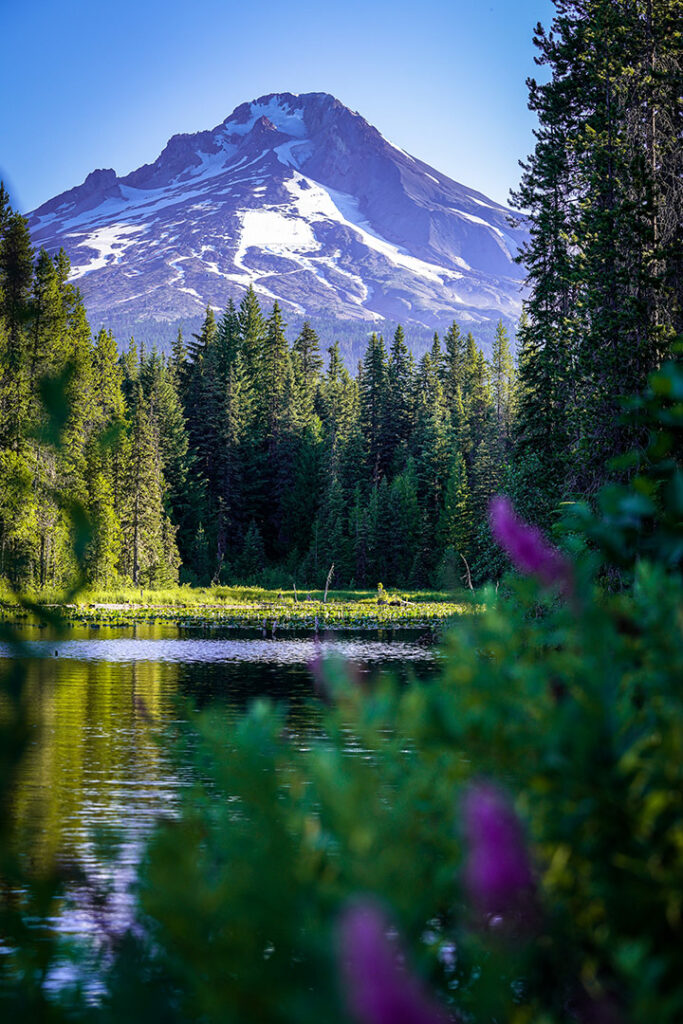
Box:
[0,355,682,1022]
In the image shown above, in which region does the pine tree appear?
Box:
[121,337,139,406]
[317,473,347,582]
[292,321,323,429]
[139,348,190,518]
[84,328,127,584]
[387,324,415,470]
[92,329,125,423]
[169,327,188,396]
[0,182,11,235]
[183,308,220,553]
[237,285,266,378]
[413,350,453,567]
[188,305,217,366]
[215,298,241,376]
[388,458,420,583]
[429,331,445,380]
[511,0,681,508]
[321,342,358,460]
[490,319,515,452]
[31,250,66,391]
[237,520,266,582]
[284,414,324,560]
[465,346,499,534]
[359,332,389,483]
[349,486,369,586]
[0,211,33,446]
[293,320,323,379]
[119,387,179,586]
[443,320,465,410]
[260,302,292,444]
[84,470,121,585]
[0,449,38,586]
[511,310,558,523]
[438,453,473,561]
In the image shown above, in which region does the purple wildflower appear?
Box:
[338,902,452,1024]
[462,783,535,923]
[489,495,574,596]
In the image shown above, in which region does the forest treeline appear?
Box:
[2,3,683,1021]
[0,0,680,593]
[0,199,517,590]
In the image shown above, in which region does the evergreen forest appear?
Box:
[0,226,520,592]
[1,3,680,599]
[0,0,680,596]
[1,1,683,1022]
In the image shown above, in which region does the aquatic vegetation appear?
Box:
[0,585,467,631]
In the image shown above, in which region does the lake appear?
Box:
[2,622,438,943]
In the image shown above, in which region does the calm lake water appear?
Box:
[2,623,437,941]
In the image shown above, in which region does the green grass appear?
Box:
[0,582,468,629]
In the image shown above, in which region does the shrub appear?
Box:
[97,353,683,1023]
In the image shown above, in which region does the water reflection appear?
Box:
[6,625,437,937]
[0,635,435,664]
[14,658,180,873]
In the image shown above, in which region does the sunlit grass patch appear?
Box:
[0,582,469,629]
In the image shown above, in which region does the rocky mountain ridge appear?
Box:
[28,91,527,339]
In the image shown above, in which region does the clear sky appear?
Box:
[0,0,555,214]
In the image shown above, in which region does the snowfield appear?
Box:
[27,90,527,331]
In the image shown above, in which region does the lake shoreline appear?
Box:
[0,587,467,630]
[0,604,461,630]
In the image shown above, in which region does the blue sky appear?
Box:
[1,0,555,213]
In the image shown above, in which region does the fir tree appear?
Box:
[438,453,473,561]
[387,324,415,470]
[119,387,179,586]
[443,320,465,410]
[0,211,33,446]
[490,320,515,452]
[359,332,389,483]
[237,285,266,378]
[292,321,323,429]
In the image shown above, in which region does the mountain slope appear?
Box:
[28,92,527,334]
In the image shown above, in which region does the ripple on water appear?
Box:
[0,636,435,664]
[6,629,438,951]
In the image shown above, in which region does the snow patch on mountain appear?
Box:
[238,207,317,258]
[223,96,306,138]
[274,139,314,168]
[69,223,145,278]
[27,91,528,334]
[455,208,505,238]
[283,173,468,287]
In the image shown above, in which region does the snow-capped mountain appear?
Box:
[28,92,527,336]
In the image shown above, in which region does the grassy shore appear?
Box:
[0,583,468,630]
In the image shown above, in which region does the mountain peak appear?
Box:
[222,93,312,139]
[28,92,526,340]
